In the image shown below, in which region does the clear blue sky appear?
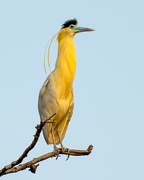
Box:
[0,0,144,179]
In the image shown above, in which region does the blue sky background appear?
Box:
[0,0,144,179]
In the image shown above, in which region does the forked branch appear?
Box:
[2,145,93,176]
[0,113,56,177]
[0,113,93,177]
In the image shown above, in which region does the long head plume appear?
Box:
[44,32,58,74]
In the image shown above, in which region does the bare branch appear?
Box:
[0,113,56,177]
[3,145,93,176]
[0,112,93,177]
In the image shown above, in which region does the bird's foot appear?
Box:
[66,154,70,161]
[61,145,66,153]
[59,146,70,160]
[59,141,69,153]
[61,147,69,153]
[53,145,60,160]
[65,148,70,161]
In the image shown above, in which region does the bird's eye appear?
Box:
[69,24,74,29]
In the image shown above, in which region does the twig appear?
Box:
[0,113,56,177]
[2,145,93,176]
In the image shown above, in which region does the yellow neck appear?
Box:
[55,37,76,78]
[54,30,76,98]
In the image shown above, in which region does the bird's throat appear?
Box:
[54,38,76,97]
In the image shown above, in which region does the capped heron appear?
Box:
[38,19,94,151]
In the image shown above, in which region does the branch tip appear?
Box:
[87,145,93,152]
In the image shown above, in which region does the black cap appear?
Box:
[61,19,78,29]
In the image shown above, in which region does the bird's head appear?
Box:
[57,19,95,40]
[44,19,95,74]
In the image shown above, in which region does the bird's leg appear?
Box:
[57,127,65,152]
[51,127,58,152]
[51,127,60,160]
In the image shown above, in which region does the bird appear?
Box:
[38,19,94,152]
